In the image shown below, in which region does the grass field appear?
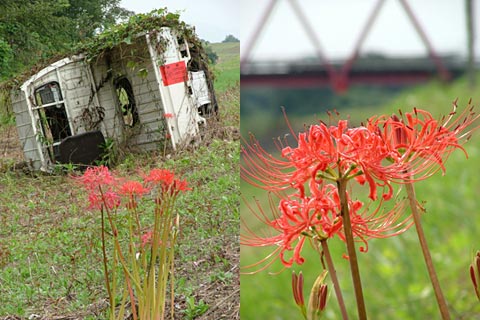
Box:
[210,42,240,93]
[0,42,240,319]
[240,75,480,319]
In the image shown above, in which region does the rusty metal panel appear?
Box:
[57,130,105,166]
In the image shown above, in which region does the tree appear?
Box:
[0,0,133,79]
[205,45,218,64]
[62,0,133,39]
[0,0,71,77]
[0,38,13,79]
[222,34,239,43]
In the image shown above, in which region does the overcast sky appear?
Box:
[241,0,479,61]
[119,0,239,43]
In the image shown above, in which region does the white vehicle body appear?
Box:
[11,28,215,171]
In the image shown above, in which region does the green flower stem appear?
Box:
[111,231,139,320]
[337,177,367,320]
[152,199,167,317]
[170,218,178,320]
[320,239,349,320]
[127,207,143,315]
[98,187,118,320]
[157,195,176,318]
[147,191,177,319]
[103,203,139,320]
[405,182,451,320]
[100,208,115,320]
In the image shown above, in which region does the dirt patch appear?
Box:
[190,241,239,320]
[0,125,23,163]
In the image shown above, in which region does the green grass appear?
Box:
[293,75,480,127]
[0,136,239,318]
[0,42,239,319]
[241,75,480,145]
[210,42,240,93]
[240,75,480,319]
[0,174,104,316]
[210,42,239,62]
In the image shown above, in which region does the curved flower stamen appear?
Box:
[370,101,480,182]
[241,183,413,271]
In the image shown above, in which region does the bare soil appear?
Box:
[0,125,23,162]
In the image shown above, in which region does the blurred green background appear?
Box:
[240,74,480,319]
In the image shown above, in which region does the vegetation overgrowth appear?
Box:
[0,40,239,319]
[240,73,480,319]
[0,0,133,81]
[0,8,211,93]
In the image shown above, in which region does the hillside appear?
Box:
[210,42,240,63]
[210,42,240,93]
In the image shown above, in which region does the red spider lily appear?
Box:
[283,120,402,201]
[140,230,166,248]
[77,166,121,210]
[141,230,153,247]
[77,165,115,191]
[87,190,121,210]
[241,134,297,193]
[243,103,479,202]
[172,178,191,193]
[141,231,153,248]
[370,101,479,181]
[119,181,150,196]
[144,168,190,195]
[242,118,397,201]
[118,181,150,209]
[144,168,175,187]
[161,178,191,198]
[241,183,413,271]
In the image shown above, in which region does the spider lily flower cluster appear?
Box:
[241,103,478,270]
[242,185,411,269]
[241,102,478,318]
[77,166,190,320]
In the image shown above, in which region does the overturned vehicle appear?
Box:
[10,10,217,171]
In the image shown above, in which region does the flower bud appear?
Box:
[292,271,307,319]
[308,270,328,320]
[470,251,480,300]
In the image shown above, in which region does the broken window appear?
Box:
[115,77,139,127]
[34,82,72,161]
[177,36,189,58]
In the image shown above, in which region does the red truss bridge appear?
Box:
[241,0,473,93]
[241,55,467,91]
